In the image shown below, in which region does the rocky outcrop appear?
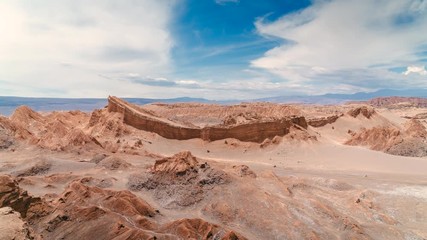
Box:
[345,119,427,157]
[108,96,308,143]
[387,138,427,157]
[232,165,257,178]
[0,175,50,221]
[96,156,131,170]
[159,218,247,240]
[0,116,33,141]
[307,114,342,127]
[0,207,35,240]
[0,118,15,149]
[404,119,427,138]
[56,179,245,239]
[10,106,44,126]
[345,126,402,151]
[14,159,52,177]
[152,150,198,174]
[404,112,427,119]
[347,106,376,119]
[1,107,102,151]
[128,151,229,208]
[0,175,247,239]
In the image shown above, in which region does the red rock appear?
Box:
[108,96,308,143]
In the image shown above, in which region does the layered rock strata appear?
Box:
[108,96,308,143]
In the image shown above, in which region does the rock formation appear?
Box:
[128,151,229,208]
[404,119,427,138]
[347,106,376,119]
[14,159,52,177]
[345,119,427,157]
[2,96,426,239]
[108,96,308,143]
[0,175,247,240]
[152,150,198,174]
[158,218,247,240]
[345,126,402,151]
[1,107,101,151]
[0,175,50,221]
[96,156,131,170]
[0,121,14,149]
[0,207,35,240]
[307,114,342,127]
[232,165,256,178]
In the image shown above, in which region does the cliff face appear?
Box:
[307,115,342,127]
[107,96,308,143]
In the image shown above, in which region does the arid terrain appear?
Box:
[1,96,427,240]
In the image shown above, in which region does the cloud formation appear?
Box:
[404,65,427,75]
[252,0,427,91]
[0,0,176,97]
[116,71,302,100]
[1,0,426,100]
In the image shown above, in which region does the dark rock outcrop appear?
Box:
[347,106,376,119]
[307,114,342,127]
[128,151,229,208]
[0,175,50,220]
[232,165,256,178]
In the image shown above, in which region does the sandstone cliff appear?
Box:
[107,96,308,143]
[307,114,342,127]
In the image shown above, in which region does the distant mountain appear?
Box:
[354,97,427,108]
[255,89,427,104]
[124,97,218,105]
[0,97,106,116]
[0,96,217,116]
[322,89,427,100]
[2,89,427,116]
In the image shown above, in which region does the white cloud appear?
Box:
[404,65,427,75]
[176,80,199,85]
[252,0,427,91]
[2,0,426,100]
[0,0,176,97]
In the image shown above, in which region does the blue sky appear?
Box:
[0,0,426,99]
[173,0,309,71]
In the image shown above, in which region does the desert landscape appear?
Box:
[2,0,427,239]
[0,96,426,239]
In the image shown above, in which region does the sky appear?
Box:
[0,0,426,99]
